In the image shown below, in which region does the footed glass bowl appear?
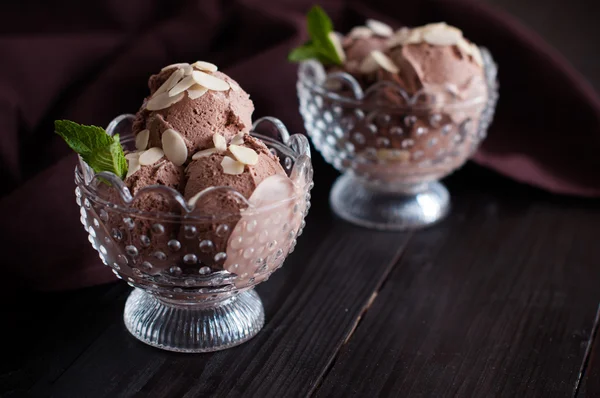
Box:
[76,115,313,352]
[297,49,498,230]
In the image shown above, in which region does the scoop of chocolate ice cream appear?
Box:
[184,135,285,205]
[132,65,254,161]
[318,22,491,183]
[388,41,486,102]
[180,134,286,269]
[126,159,184,196]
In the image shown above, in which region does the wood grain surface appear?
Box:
[2,0,600,396]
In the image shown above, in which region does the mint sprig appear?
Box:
[55,120,128,179]
[288,5,343,65]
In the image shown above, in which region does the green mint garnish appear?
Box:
[55,120,128,179]
[288,5,343,65]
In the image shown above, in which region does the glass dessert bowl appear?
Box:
[295,20,499,230]
[76,115,312,352]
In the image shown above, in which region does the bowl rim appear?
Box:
[76,132,312,222]
[297,46,498,111]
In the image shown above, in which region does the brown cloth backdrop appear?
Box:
[1,0,599,291]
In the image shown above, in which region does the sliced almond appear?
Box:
[371,50,399,73]
[191,147,218,160]
[387,27,411,47]
[221,156,245,175]
[456,37,473,57]
[125,152,141,161]
[327,31,346,63]
[229,82,240,92]
[146,92,185,111]
[161,62,189,72]
[405,28,424,44]
[135,129,150,150]
[126,156,141,179]
[138,147,165,166]
[187,84,209,100]
[230,132,245,146]
[161,129,188,166]
[154,68,185,96]
[229,144,258,165]
[348,26,373,39]
[168,75,196,96]
[192,70,230,91]
[422,23,463,46]
[359,53,379,74]
[213,133,227,152]
[182,64,194,76]
[366,19,393,37]
[192,61,218,72]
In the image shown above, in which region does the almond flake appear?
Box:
[192,70,230,91]
[168,75,196,96]
[182,64,194,76]
[422,23,463,46]
[456,37,473,57]
[138,147,165,166]
[154,68,185,96]
[387,27,411,47]
[126,157,141,179]
[221,156,245,175]
[135,129,150,150]
[359,53,379,74]
[213,133,227,152]
[191,148,218,160]
[327,31,346,63]
[348,26,373,39]
[371,50,399,73]
[146,92,185,111]
[230,132,245,145]
[366,19,393,37]
[192,61,218,72]
[229,144,258,165]
[125,152,141,161]
[229,82,240,92]
[161,63,189,72]
[161,129,188,166]
[187,85,209,99]
[405,29,424,44]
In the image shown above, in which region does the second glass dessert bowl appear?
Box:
[76,115,312,353]
[297,50,498,230]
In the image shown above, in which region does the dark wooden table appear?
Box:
[3,1,600,397]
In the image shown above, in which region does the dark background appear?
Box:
[2,0,600,397]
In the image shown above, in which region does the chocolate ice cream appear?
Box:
[184,135,285,203]
[320,21,490,182]
[132,63,254,163]
[102,61,297,280]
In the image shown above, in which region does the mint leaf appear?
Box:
[287,42,332,64]
[288,5,343,65]
[307,5,333,48]
[288,43,320,62]
[55,120,128,179]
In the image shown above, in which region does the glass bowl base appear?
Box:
[124,288,265,353]
[329,173,450,231]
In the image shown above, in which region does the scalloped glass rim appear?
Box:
[297,46,498,111]
[75,117,312,221]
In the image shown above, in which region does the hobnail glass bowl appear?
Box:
[297,48,498,230]
[75,114,312,352]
